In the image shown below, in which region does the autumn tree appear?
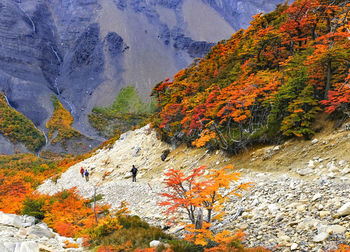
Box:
[159,165,252,246]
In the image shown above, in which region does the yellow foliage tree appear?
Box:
[159,165,253,246]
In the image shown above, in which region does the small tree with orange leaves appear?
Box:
[159,165,253,246]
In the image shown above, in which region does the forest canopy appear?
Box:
[151,0,350,153]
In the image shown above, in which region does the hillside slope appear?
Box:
[151,0,350,153]
[38,123,350,251]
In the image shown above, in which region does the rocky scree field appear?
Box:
[37,123,350,251]
[0,211,82,251]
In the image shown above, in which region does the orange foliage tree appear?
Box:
[159,165,253,246]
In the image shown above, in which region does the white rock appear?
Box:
[312,193,322,201]
[308,160,315,168]
[0,212,23,228]
[327,172,336,179]
[339,160,346,167]
[297,168,313,176]
[291,243,298,250]
[297,218,319,231]
[14,241,39,252]
[296,205,306,212]
[327,225,346,234]
[337,202,350,217]
[133,147,141,157]
[273,146,280,151]
[76,237,83,245]
[20,216,36,228]
[317,204,324,211]
[268,204,278,214]
[0,243,7,252]
[329,165,339,172]
[341,166,350,175]
[311,139,319,144]
[3,242,16,251]
[150,240,161,247]
[313,232,329,242]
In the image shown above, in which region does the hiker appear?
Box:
[80,167,85,178]
[130,165,138,182]
[84,169,89,182]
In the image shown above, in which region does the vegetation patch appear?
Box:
[46,95,82,144]
[0,92,46,152]
[151,1,350,153]
[89,86,156,138]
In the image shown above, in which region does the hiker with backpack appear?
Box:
[84,169,89,182]
[130,165,138,182]
[80,167,85,178]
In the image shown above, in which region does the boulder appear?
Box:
[312,193,322,201]
[341,166,350,175]
[313,232,329,242]
[297,168,313,176]
[267,204,278,214]
[20,216,36,228]
[327,225,346,234]
[14,241,39,252]
[133,147,141,157]
[0,212,23,228]
[27,224,55,239]
[291,243,298,250]
[336,202,350,217]
[150,240,161,247]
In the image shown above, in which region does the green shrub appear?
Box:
[117,215,149,229]
[87,215,174,249]
[88,86,156,138]
[167,240,204,252]
[21,198,46,220]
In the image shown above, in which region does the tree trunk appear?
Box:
[195,208,203,229]
[207,208,212,223]
[93,186,98,224]
[325,58,332,99]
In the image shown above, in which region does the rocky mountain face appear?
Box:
[0,0,284,153]
[0,211,82,251]
[38,124,350,251]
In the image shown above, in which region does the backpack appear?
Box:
[84,170,89,176]
[131,167,138,174]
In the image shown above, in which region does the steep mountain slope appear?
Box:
[151,0,350,153]
[0,0,285,152]
[37,123,350,251]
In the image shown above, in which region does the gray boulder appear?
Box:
[27,224,55,239]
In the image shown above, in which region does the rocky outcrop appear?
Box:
[37,125,350,251]
[0,211,82,252]
[0,0,286,152]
